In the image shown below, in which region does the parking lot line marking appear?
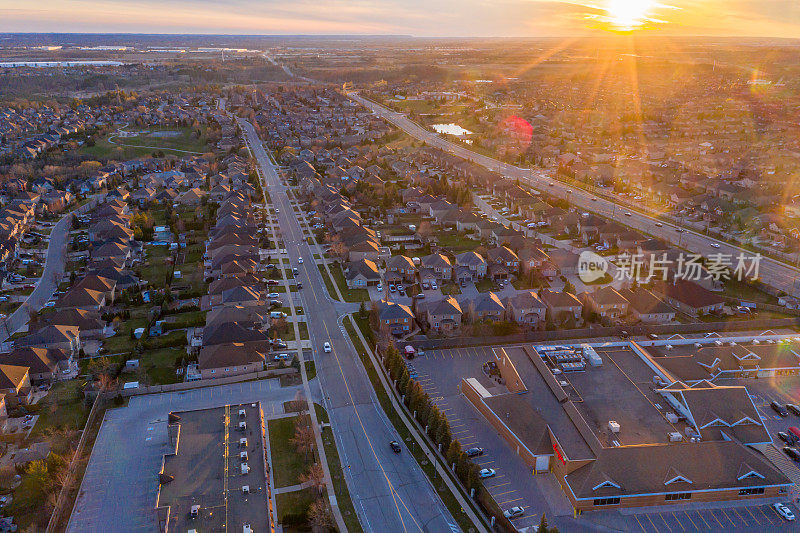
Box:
[476,459,494,465]
[671,512,686,532]
[706,510,723,528]
[682,511,698,530]
[634,514,648,533]
[494,489,515,496]
[450,423,466,428]
[694,510,711,529]
[756,506,775,523]
[730,507,748,525]
[645,513,659,533]
[719,509,736,527]
[743,505,761,525]
[499,497,524,505]
[488,482,510,489]
[658,513,673,532]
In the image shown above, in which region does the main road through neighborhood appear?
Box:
[348,93,800,297]
[240,119,459,533]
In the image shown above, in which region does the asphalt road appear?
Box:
[1,197,99,343]
[348,93,800,297]
[240,119,459,533]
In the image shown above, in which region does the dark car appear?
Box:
[466,447,484,457]
[788,404,800,416]
[783,446,800,461]
[297,282,303,289]
[778,432,798,445]
[389,441,401,453]
[772,401,790,417]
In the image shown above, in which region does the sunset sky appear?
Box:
[1,0,799,37]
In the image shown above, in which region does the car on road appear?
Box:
[389,441,401,453]
[466,447,484,457]
[624,212,632,216]
[772,401,789,417]
[298,258,303,264]
[415,293,425,299]
[773,502,795,521]
[655,222,663,227]
[323,342,331,353]
[591,197,597,201]
[503,507,524,519]
[267,292,280,299]
[43,301,55,308]
[275,209,279,213]
[710,243,720,248]
[478,468,496,479]
[675,228,684,233]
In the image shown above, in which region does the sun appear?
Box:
[605,0,654,30]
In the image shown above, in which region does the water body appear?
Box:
[0,60,125,68]
[431,123,473,136]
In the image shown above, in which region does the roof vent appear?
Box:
[242,485,250,494]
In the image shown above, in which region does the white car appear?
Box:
[478,468,496,479]
[774,502,795,521]
[376,284,383,292]
[273,353,290,362]
[323,342,332,353]
[503,507,524,519]
[431,282,438,290]
[298,258,303,264]
[44,301,55,308]
[710,243,720,248]
[267,292,280,299]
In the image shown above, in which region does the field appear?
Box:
[80,126,209,159]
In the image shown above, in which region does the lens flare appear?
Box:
[605,0,654,30]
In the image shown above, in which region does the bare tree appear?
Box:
[300,462,326,495]
[290,419,316,461]
[308,498,333,531]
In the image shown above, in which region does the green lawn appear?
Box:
[305,361,316,381]
[328,263,369,302]
[440,282,462,295]
[322,426,364,533]
[141,347,184,385]
[80,126,209,159]
[314,402,328,424]
[28,380,89,441]
[275,488,317,531]
[475,278,497,292]
[268,415,314,488]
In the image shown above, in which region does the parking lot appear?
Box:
[408,345,573,531]
[625,502,794,532]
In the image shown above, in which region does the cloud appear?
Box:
[0,0,799,37]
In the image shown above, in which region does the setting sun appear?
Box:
[605,0,654,30]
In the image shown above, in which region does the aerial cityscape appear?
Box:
[1,1,800,532]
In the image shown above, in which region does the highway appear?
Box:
[239,119,459,533]
[348,92,800,297]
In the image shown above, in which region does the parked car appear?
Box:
[323,342,332,353]
[267,292,280,299]
[431,282,438,290]
[503,507,524,519]
[783,446,800,461]
[787,404,800,416]
[389,284,396,292]
[478,468,496,479]
[273,353,290,362]
[377,284,383,292]
[389,441,401,453]
[772,401,789,417]
[466,447,484,457]
[773,502,795,521]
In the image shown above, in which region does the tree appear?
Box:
[308,498,334,531]
[290,419,316,461]
[446,440,463,467]
[398,367,411,396]
[538,513,559,533]
[300,463,326,495]
[435,412,452,451]
[427,405,442,437]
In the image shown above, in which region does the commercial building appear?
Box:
[462,341,792,514]
[155,403,270,532]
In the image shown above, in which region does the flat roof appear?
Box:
[566,347,679,447]
[156,403,268,533]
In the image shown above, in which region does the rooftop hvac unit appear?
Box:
[666,345,673,350]
[240,451,248,460]
[251,403,257,408]
[239,422,247,431]
[652,375,664,386]
[729,342,737,346]
[714,340,722,346]
[753,339,760,344]
[244,525,253,533]
[239,438,248,448]
[694,343,702,348]
[242,485,250,494]
[608,421,621,433]
[190,505,200,517]
[239,409,246,418]
[666,412,679,423]
[685,427,699,437]
[611,440,621,447]
[241,463,250,475]
[559,380,569,387]
[654,403,663,410]
[669,432,682,442]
